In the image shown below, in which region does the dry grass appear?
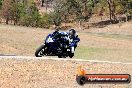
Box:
[0,22,132,62]
[0,25,52,56]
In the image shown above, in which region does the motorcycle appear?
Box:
[35,32,77,58]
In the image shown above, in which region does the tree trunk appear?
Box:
[14,18,17,25]
[107,0,117,23]
[107,0,112,21]
[111,0,117,22]
[45,1,48,13]
[6,16,9,24]
[42,0,44,7]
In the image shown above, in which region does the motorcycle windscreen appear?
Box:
[46,37,54,43]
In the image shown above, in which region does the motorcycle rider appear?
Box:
[68,28,80,53]
[52,26,69,42]
[51,27,80,50]
[52,28,80,46]
[51,27,68,50]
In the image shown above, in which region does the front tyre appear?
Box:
[35,45,45,57]
[69,53,74,58]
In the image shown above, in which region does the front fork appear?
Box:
[71,46,75,53]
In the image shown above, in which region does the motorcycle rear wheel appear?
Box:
[58,55,62,58]
[58,54,67,58]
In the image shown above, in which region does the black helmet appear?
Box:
[69,29,76,36]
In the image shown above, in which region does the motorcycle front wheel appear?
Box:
[35,45,45,57]
[69,53,74,58]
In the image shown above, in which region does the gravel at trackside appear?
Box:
[0,58,131,88]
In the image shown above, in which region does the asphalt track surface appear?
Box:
[0,55,132,88]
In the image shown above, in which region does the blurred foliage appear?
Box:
[1,0,52,28]
[0,0,132,28]
[37,13,51,28]
[0,0,2,9]
[19,3,41,27]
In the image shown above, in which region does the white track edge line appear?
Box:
[0,56,132,65]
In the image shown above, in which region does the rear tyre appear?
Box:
[35,45,45,57]
[58,54,67,58]
[58,55,62,58]
[58,54,63,58]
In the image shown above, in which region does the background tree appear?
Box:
[106,0,117,22]
[0,0,131,28]
[1,0,12,24]
[0,0,2,9]
[19,2,41,27]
